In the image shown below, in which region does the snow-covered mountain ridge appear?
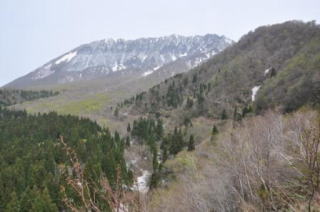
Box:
[6,34,232,88]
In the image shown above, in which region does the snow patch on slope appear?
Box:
[112,63,126,72]
[142,70,154,77]
[139,54,148,62]
[55,51,77,64]
[153,65,161,71]
[264,68,270,76]
[133,170,151,193]
[206,51,217,59]
[193,57,204,67]
[171,54,177,61]
[251,86,261,102]
[142,65,162,77]
[32,64,54,80]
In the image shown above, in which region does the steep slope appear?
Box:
[121,21,320,123]
[116,22,320,210]
[5,34,231,88]
[146,110,320,211]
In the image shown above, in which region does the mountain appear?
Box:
[120,21,320,123]
[5,34,232,88]
[2,21,320,211]
[115,21,320,211]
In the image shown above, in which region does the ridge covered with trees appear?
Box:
[0,107,132,211]
[119,21,320,122]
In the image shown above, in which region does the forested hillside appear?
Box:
[0,107,132,211]
[1,20,320,212]
[111,21,320,211]
[0,89,58,106]
[146,109,320,211]
[119,21,320,123]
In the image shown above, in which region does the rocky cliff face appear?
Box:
[6,34,232,88]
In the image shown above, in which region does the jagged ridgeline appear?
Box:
[0,107,132,211]
[5,34,231,88]
[120,21,320,121]
[0,89,58,106]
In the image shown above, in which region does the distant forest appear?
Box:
[0,89,58,106]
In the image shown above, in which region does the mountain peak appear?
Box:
[5,34,232,88]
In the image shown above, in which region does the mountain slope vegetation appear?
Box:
[1,20,320,212]
[146,109,320,211]
[113,21,320,211]
[121,21,320,123]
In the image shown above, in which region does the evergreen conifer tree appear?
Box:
[188,134,195,151]
[212,125,219,136]
[127,123,131,132]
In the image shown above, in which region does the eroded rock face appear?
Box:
[6,34,232,88]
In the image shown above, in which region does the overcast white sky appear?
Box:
[0,0,319,86]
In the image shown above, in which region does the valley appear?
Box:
[1,20,320,211]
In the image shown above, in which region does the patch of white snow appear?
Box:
[171,54,177,61]
[192,57,204,67]
[142,70,154,77]
[264,68,270,76]
[206,51,217,58]
[112,63,126,72]
[251,86,261,102]
[153,66,161,71]
[139,54,148,61]
[55,51,77,64]
[133,170,151,193]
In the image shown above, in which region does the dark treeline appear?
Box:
[0,89,59,106]
[0,107,132,211]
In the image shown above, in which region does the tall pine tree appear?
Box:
[188,134,195,151]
